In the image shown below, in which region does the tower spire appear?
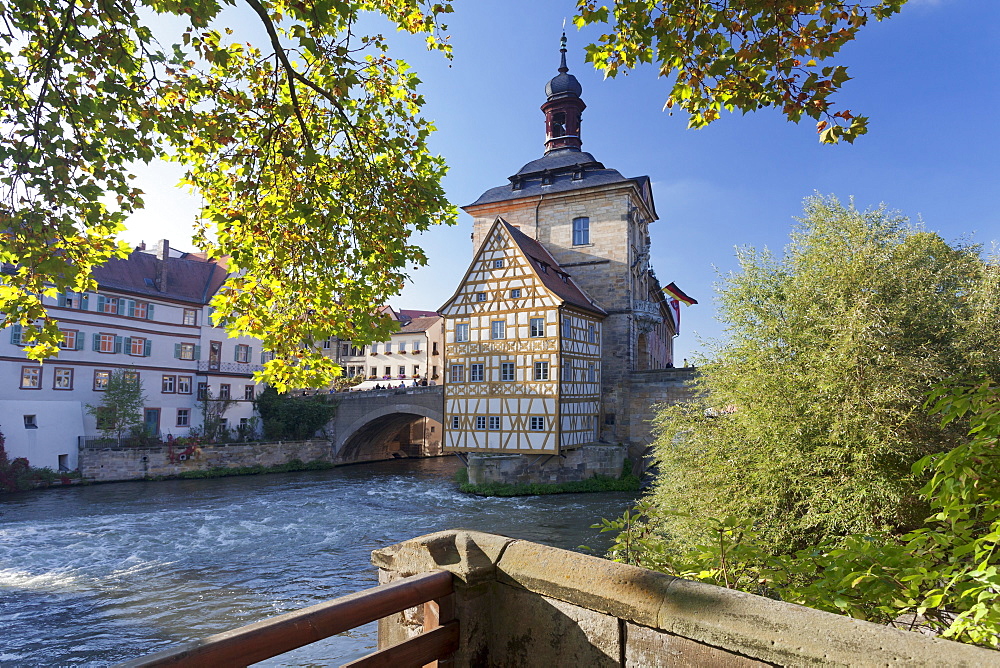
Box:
[542,28,585,154]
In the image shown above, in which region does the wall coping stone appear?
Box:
[372,529,998,667]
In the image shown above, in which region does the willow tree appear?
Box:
[1,0,907,390]
[648,196,1000,552]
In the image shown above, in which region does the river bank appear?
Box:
[0,457,637,666]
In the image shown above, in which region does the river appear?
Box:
[0,457,636,666]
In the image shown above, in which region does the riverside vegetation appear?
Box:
[599,196,1000,649]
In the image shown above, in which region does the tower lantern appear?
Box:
[542,32,586,154]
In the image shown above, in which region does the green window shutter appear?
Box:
[114,336,123,354]
[97,295,106,312]
[193,345,201,360]
[247,347,253,362]
[127,300,136,317]
[146,304,154,320]
[118,298,127,314]
[11,324,21,345]
[57,293,66,307]
[144,339,151,357]
[261,350,266,364]
[92,333,100,351]
[76,332,85,350]
[234,346,240,362]
[80,294,89,311]
[174,343,181,358]
[123,336,132,353]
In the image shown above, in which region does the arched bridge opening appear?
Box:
[330,387,445,464]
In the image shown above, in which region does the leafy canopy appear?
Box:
[0,0,457,390]
[1,1,906,389]
[647,195,1000,552]
[576,0,907,143]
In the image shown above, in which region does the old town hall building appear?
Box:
[441,36,678,453]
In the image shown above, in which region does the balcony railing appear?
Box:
[115,569,457,668]
[197,361,265,375]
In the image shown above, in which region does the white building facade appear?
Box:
[1,240,263,471]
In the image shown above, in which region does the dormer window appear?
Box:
[572,168,583,181]
[541,171,552,185]
[511,178,521,191]
[538,262,548,274]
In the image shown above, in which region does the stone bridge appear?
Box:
[326,386,444,463]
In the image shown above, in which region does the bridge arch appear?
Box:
[331,388,444,463]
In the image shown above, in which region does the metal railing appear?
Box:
[115,570,457,668]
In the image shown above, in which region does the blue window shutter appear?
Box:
[127,300,135,317]
[76,332,85,350]
[114,336,123,354]
[92,333,100,351]
[11,324,21,345]
[247,347,253,362]
[57,293,66,307]
[193,345,201,360]
[97,295,106,312]
[144,339,151,357]
[234,346,239,362]
[123,336,131,353]
[174,343,181,359]
[80,294,89,311]
[146,304,154,320]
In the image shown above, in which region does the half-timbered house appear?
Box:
[440,217,605,453]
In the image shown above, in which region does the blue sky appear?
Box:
[128,0,999,362]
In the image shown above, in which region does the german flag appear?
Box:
[663,282,697,306]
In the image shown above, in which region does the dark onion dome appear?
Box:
[545,32,582,99]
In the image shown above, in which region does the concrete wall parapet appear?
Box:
[373,529,997,667]
[466,444,626,486]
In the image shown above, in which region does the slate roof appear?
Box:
[501,220,606,317]
[397,309,439,320]
[91,249,227,304]
[466,148,656,217]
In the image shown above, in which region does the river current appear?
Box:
[0,458,636,666]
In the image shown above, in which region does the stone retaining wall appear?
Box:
[373,530,997,667]
[465,444,626,486]
[79,439,334,482]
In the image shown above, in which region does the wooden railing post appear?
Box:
[422,593,455,668]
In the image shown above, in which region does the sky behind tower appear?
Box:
[128,0,999,362]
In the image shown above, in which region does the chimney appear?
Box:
[155,239,169,292]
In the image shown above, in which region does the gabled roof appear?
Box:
[91,249,227,304]
[397,309,439,320]
[438,217,605,318]
[397,315,441,334]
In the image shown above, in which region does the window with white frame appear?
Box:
[562,318,572,339]
[129,336,148,356]
[530,318,545,337]
[244,385,255,400]
[384,343,392,354]
[470,363,484,382]
[20,366,40,389]
[398,366,406,376]
[370,343,378,354]
[500,362,515,381]
[491,320,506,340]
[162,375,176,393]
[58,329,80,350]
[455,323,470,342]
[97,333,116,353]
[219,384,231,400]
[510,289,521,299]
[572,217,590,245]
[449,364,465,382]
[177,342,197,360]
[529,416,545,431]
[476,292,487,302]
[475,416,486,430]
[183,309,198,326]
[412,340,421,353]
[493,259,504,269]
[94,370,110,391]
[176,409,190,427]
[53,368,73,390]
[235,344,251,363]
[177,376,192,394]
[488,416,500,431]
[398,342,406,352]
[534,360,549,381]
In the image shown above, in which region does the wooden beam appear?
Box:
[116,570,453,668]
[341,622,460,668]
